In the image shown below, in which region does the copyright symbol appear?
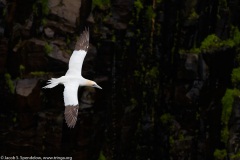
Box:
[1,156,4,159]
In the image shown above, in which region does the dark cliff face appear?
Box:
[0,0,240,159]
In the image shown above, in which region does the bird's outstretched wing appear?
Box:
[65,28,89,76]
[64,105,79,128]
[63,82,79,128]
[75,28,89,51]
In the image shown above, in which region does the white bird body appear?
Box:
[43,29,102,128]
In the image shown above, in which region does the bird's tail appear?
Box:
[42,78,60,89]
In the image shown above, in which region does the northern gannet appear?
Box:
[43,28,102,128]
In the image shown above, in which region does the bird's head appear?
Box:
[87,80,102,89]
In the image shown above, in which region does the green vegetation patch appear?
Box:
[134,0,143,13]
[93,0,110,9]
[160,113,174,124]
[146,6,156,21]
[200,34,234,53]
[33,0,49,16]
[98,151,106,160]
[232,67,240,86]
[30,71,47,77]
[44,43,53,54]
[4,73,15,94]
[19,65,25,77]
[230,151,240,160]
[214,149,227,159]
[180,26,240,54]
[188,9,199,21]
[221,89,240,144]
[232,26,240,46]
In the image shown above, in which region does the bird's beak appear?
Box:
[94,84,102,89]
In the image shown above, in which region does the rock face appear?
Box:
[48,44,70,63]
[16,79,39,97]
[44,27,54,38]
[0,38,8,73]
[49,0,81,25]
[16,79,42,129]
[0,0,102,158]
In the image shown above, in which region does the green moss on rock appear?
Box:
[232,26,240,46]
[93,0,110,9]
[98,151,106,160]
[160,113,174,124]
[180,26,240,54]
[231,67,240,86]
[44,43,53,54]
[30,71,47,77]
[230,151,240,159]
[221,89,240,144]
[200,34,234,52]
[4,73,15,94]
[134,0,143,20]
[214,149,227,159]
[33,0,49,16]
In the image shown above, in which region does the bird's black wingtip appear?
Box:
[75,27,89,51]
[64,105,79,128]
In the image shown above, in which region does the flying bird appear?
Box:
[43,28,102,128]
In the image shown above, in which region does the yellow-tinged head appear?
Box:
[87,80,102,89]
